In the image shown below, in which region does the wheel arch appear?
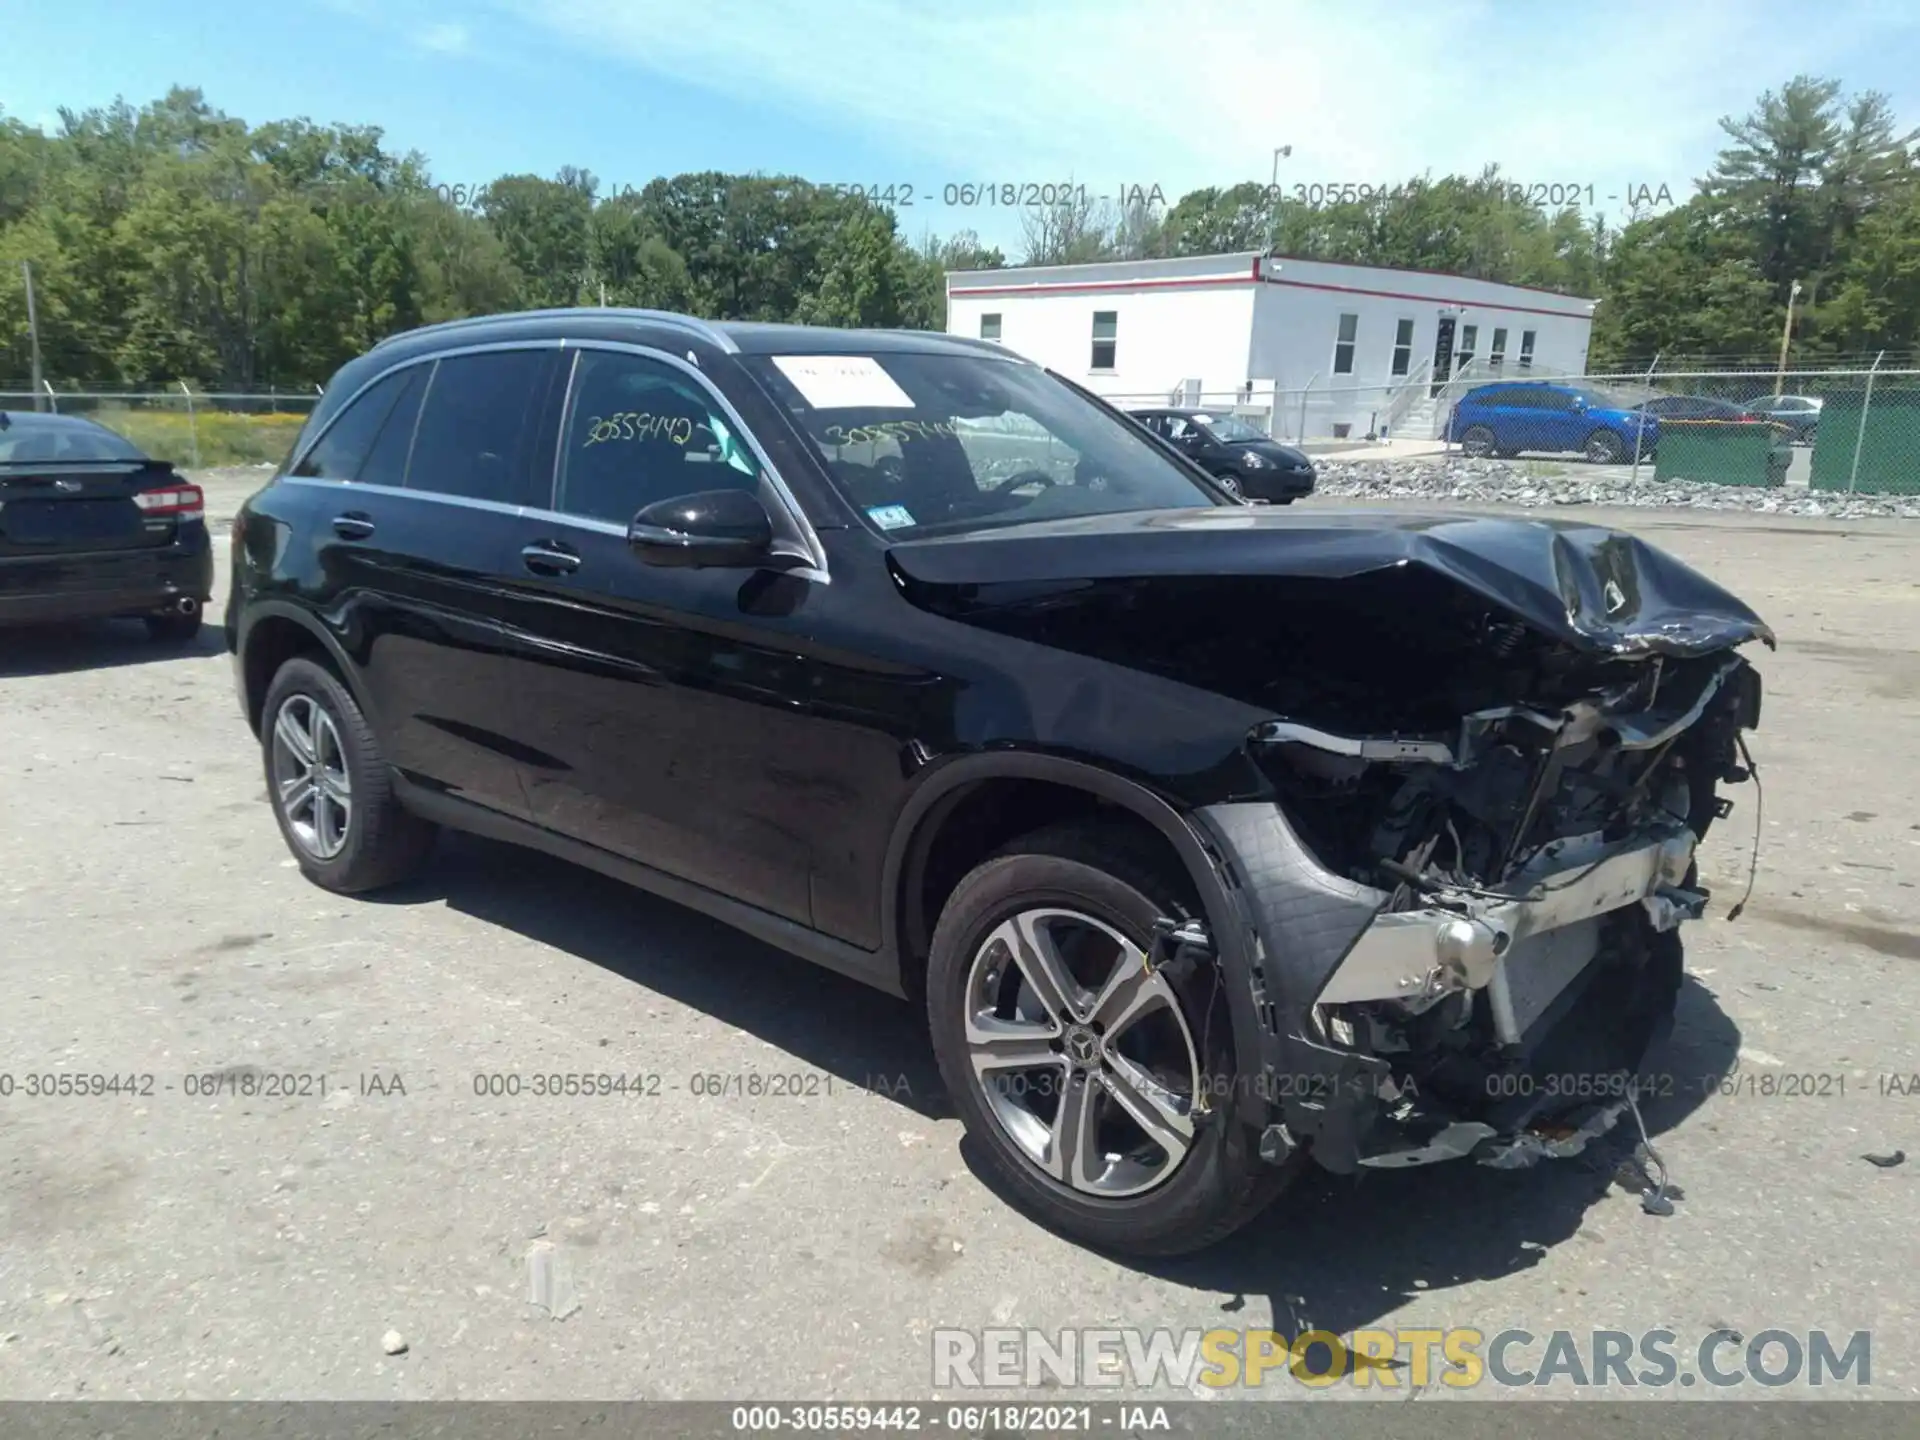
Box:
[239,601,374,739]
[883,753,1236,1003]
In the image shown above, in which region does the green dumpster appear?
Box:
[1809,387,1920,496]
[1652,420,1783,488]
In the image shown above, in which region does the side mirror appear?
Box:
[628,488,775,568]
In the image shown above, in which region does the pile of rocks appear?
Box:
[1312,457,1920,520]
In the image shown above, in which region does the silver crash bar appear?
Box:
[1314,821,1702,1016]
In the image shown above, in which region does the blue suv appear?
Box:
[1446,382,1658,464]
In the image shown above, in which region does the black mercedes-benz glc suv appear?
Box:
[227,309,1771,1256]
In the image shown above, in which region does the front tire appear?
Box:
[1584,429,1627,463]
[261,656,436,894]
[926,823,1295,1257]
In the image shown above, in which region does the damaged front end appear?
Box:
[889,508,1773,1176]
[1240,645,1763,1173]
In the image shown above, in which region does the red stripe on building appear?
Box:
[947,274,1260,298]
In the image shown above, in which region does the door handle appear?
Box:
[521,542,581,576]
[331,512,375,540]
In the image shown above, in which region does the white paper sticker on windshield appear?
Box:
[772,355,914,410]
[865,504,916,531]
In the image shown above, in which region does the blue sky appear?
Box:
[7,0,1920,254]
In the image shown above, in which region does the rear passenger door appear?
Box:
[298,344,565,819]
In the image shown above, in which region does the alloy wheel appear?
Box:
[963,907,1202,1198]
[270,693,353,859]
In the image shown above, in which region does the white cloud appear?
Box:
[484,0,1917,221]
[416,21,470,54]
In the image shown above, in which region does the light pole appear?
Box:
[22,260,45,411]
[1773,279,1803,398]
[1267,145,1292,253]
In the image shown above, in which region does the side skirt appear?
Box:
[392,775,906,999]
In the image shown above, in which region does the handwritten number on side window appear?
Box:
[581,413,708,448]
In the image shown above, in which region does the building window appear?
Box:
[1457,324,1478,373]
[980,313,1002,342]
[1390,318,1415,377]
[1490,327,1508,368]
[1519,330,1536,370]
[1090,311,1117,370]
[1333,313,1359,375]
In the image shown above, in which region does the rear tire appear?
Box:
[926,822,1297,1257]
[145,609,202,643]
[261,656,436,894]
[1458,425,1498,458]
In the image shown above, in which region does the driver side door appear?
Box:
[489,345,826,924]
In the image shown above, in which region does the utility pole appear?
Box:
[1773,279,1802,397]
[22,260,46,411]
[1267,145,1292,254]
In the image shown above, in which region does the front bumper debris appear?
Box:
[1314,821,1701,1042]
[1192,798,1709,1177]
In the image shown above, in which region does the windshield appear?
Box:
[1191,413,1269,443]
[742,351,1225,538]
[0,421,146,464]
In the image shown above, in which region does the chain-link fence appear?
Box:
[1101,362,1920,497]
[1424,363,1920,496]
[0,387,321,469]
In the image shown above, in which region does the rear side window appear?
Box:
[293,370,411,480]
[406,349,559,507]
[358,367,426,489]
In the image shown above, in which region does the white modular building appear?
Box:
[944,252,1598,441]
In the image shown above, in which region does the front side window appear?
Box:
[405,349,558,506]
[1090,312,1117,370]
[742,350,1223,540]
[556,350,760,525]
[1333,313,1359,375]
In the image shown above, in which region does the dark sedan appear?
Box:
[1741,393,1823,444]
[0,411,211,640]
[1129,407,1316,503]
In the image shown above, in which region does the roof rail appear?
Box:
[371,307,738,354]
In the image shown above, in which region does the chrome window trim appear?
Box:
[282,475,534,522]
[288,339,568,482]
[555,339,829,580]
[289,335,829,585]
[281,473,830,585]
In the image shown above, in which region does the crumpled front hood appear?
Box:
[886,507,1774,659]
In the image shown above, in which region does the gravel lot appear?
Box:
[1,465,1915,1403]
